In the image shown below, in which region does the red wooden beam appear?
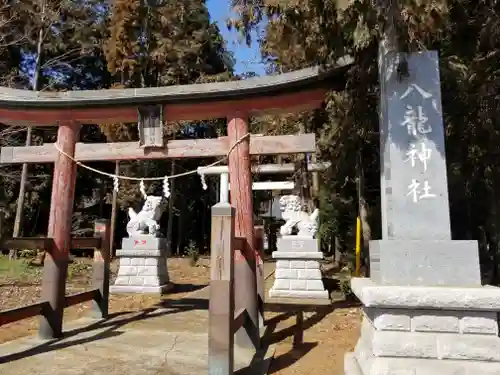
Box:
[227,113,259,350]
[0,302,47,326]
[0,88,327,126]
[64,290,98,308]
[39,121,80,339]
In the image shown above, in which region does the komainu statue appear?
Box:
[279,195,319,238]
[126,195,167,237]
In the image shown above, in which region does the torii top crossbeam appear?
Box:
[0,62,351,126]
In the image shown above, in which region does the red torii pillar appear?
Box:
[39,121,80,339]
[227,113,259,349]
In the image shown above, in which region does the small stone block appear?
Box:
[277,236,319,253]
[305,260,320,269]
[411,311,459,333]
[289,279,307,290]
[273,279,290,290]
[268,289,329,299]
[298,269,322,280]
[275,269,298,279]
[365,308,411,331]
[276,260,290,268]
[369,239,480,286]
[306,279,325,291]
[115,249,164,257]
[121,237,167,250]
[272,252,323,260]
[460,312,499,335]
[289,260,306,269]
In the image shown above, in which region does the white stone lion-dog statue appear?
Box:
[126,195,167,237]
[279,194,319,238]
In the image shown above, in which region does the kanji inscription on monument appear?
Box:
[380,51,451,240]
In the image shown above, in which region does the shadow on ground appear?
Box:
[0,298,208,365]
[0,288,359,374]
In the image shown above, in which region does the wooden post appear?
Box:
[92,219,110,319]
[110,161,119,257]
[39,121,80,339]
[219,172,229,203]
[254,225,265,328]
[227,113,259,350]
[209,203,235,375]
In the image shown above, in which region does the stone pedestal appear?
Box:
[345,278,500,375]
[269,236,329,299]
[110,237,171,294]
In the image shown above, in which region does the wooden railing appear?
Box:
[0,219,111,334]
[208,203,262,375]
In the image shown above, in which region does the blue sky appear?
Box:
[206,0,267,76]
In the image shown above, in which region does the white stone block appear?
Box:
[142,276,162,286]
[306,279,325,291]
[438,334,500,361]
[129,276,144,285]
[276,260,290,269]
[363,319,500,362]
[364,308,411,331]
[114,276,130,285]
[136,266,159,276]
[269,288,329,299]
[351,278,500,311]
[347,350,500,375]
[290,279,307,290]
[277,237,319,252]
[411,311,459,333]
[119,258,130,266]
[305,260,320,269]
[130,258,145,266]
[145,258,159,266]
[298,269,322,280]
[290,260,306,269]
[275,269,298,279]
[272,251,323,260]
[372,331,438,358]
[273,279,290,290]
[460,312,498,335]
[119,266,137,276]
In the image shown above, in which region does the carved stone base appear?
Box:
[269,236,329,300]
[110,238,171,295]
[345,278,500,375]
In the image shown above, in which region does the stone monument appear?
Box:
[110,195,172,294]
[345,51,500,375]
[269,195,329,300]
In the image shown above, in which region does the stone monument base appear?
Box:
[269,236,329,300]
[369,239,481,286]
[345,278,500,375]
[110,237,171,295]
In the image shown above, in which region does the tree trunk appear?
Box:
[166,159,176,256]
[176,194,184,256]
[11,7,45,260]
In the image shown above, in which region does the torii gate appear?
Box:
[0,62,351,346]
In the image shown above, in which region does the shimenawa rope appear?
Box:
[53,133,250,198]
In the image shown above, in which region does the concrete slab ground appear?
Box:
[0,264,277,375]
[0,317,257,375]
